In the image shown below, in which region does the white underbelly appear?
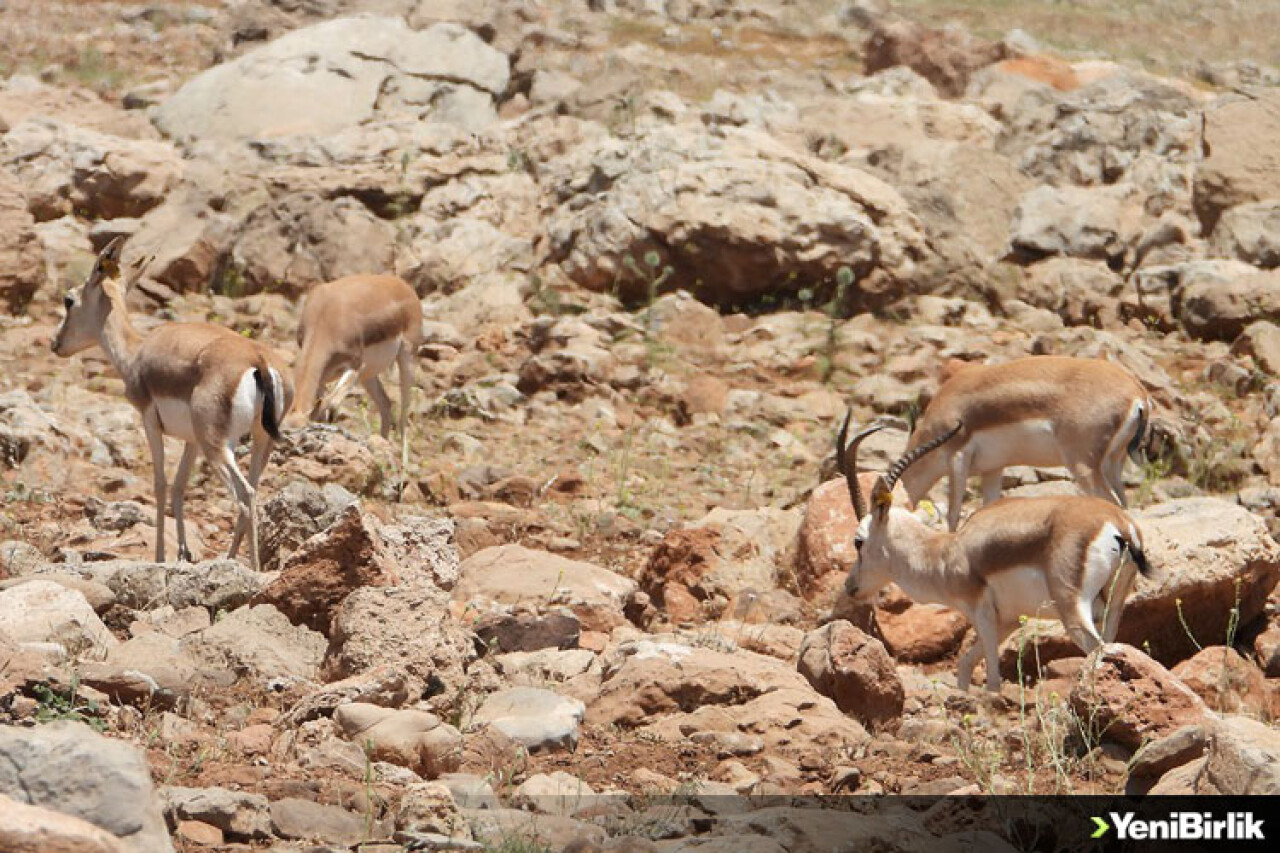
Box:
[969,420,1064,473]
[989,566,1056,623]
[359,338,401,379]
[153,397,198,443]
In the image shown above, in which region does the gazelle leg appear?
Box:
[976,599,1008,693]
[956,632,982,692]
[947,450,972,531]
[143,410,167,563]
[171,442,198,563]
[1102,453,1128,507]
[981,471,1003,505]
[360,375,394,439]
[211,444,260,571]
[396,344,414,475]
[1063,596,1105,657]
[228,433,273,566]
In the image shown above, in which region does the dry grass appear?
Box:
[893,0,1280,76]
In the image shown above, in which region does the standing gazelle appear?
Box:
[52,238,291,571]
[838,412,1150,692]
[900,356,1152,530]
[288,275,422,469]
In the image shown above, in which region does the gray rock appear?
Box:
[163,786,272,841]
[0,580,116,658]
[183,604,327,682]
[258,480,358,573]
[155,18,510,141]
[471,687,585,752]
[1210,200,1280,268]
[53,559,266,614]
[0,722,173,853]
[269,797,366,845]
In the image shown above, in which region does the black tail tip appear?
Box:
[255,367,283,441]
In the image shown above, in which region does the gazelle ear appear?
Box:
[870,476,894,519]
[124,253,156,292]
[97,236,124,279]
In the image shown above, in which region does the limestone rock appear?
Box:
[0,722,173,853]
[796,621,904,731]
[471,687,585,753]
[155,18,510,141]
[333,703,462,778]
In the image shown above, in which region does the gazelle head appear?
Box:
[52,237,126,357]
[836,411,962,601]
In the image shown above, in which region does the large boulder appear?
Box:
[320,518,474,696]
[863,19,1008,97]
[120,188,233,294]
[256,479,358,573]
[254,503,399,634]
[796,621,903,731]
[0,167,44,311]
[0,119,181,221]
[455,545,637,632]
[1120,499,1280,664]
[540,123,930,309]
[639,507,801,624]
[1008,183,1144,266]
[0,722,173,853]
[1069,644,1212,751]
[154,18,510,141]
[1209,200,1280,268]
[0,580,116,658]
[227,192,398,297]
[1196,716,1280,795]
[1177,267,1280,341]
[1194,91,1280,233]
[1171,646,1270,717]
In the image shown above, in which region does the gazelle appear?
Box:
[900,355,1152,530]
[288,275,422,468]
[837,413,1151,692]
[52,238,291,571]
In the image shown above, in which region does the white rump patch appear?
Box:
[226,369,259,444]
[1082,522,1123,603]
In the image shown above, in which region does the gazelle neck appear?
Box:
[96,290,143,376]
[884,515,964,606]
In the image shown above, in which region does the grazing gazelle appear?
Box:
[900,356,1152,530]
[837,413,1151,692]
[52,238,291,571]
[288,275,422,468]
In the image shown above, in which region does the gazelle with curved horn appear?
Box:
[286,275,423,470]
[899,356,1152,531]
[837,411,1151,692]
[52,238,292,571]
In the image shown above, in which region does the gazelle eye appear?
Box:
[854,535,865,551]
[63,295,74,309]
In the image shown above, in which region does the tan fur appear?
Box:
[901,356,1151,529]
[290,274,422,442]
[52,239,292,570]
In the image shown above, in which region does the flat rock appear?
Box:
[471,687,585,752]
[455,545,636,632]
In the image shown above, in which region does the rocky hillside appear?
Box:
[2,1,1280,850]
